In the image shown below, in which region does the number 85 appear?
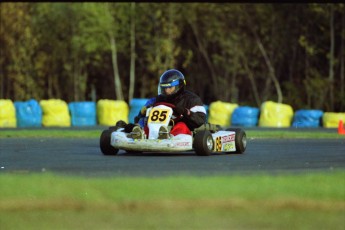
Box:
[150,110,168,122]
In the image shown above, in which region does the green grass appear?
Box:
[0,171,344,229]
[246,129,343,139]
[0,128,343,139]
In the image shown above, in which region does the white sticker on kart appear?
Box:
[222,134,235,143]
[147,105,173,139]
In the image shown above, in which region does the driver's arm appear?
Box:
[183,106,207,130]
[134,97,157,126]
[174,100,207,130]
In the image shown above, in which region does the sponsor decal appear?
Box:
[160,83,172,87]
[176,142,191,147]
[215,136,222,151]
[223,142,235,151]
[222,134,235,143]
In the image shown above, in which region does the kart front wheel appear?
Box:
[100,129,119,155]
[193,130,214,156]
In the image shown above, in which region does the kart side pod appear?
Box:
[192,128,247,156]
[225,128,247,154]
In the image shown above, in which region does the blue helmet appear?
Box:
[158,69,186,98]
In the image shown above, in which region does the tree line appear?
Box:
[1,3,344,112]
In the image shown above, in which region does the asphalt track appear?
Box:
[1,129,344,177]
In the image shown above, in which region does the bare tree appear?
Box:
[187,18,219,96]
[329,4,335,111]
[341,8,345,111]
[110,33,124,100]
[128,2,136,102]
[240,53,261,106]
[106,4,124,100]
[243,5,283,103]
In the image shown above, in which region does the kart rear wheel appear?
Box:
[100,129,119,155]
[193,130,214,156]
[226,128,247,154]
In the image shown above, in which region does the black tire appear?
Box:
[108,126,118,132]
[100,129,119,155]
[226,128,247,154]
[193,130,214,156]
[108,120,127,132]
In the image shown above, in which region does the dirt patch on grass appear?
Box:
[1,198,344,212]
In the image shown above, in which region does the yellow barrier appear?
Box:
[208,100,238,127]
[323,112,345,128]
[40,99,71,127]
[0,99,16,128]
[259,101,294,127]
[97,99,129,126]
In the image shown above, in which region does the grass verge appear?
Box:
[1,171,344,229]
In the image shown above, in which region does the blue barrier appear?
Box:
[129,98,149,123]
[204,104,209,120]
[68,101,96,126]
[231,106,260,127]
[292,109,324,128]
[14,99,42,127]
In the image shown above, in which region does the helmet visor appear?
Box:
[160,79,180,88]
[158,80,180,96]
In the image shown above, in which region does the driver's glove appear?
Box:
[134,115,141,123]
[124,123,137,133]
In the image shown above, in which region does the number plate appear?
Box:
[148,108,171,125]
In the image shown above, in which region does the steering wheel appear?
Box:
[152,102,182,120]
[153,102,176,109]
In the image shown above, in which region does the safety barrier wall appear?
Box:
[231,106,260,127]
[128,98,149,124]
[203,104,209,121]
[323,112,345,128]
[97,99,129,126]
[14,99,42,127]
[259,101,294,127]
[69,101,97,126]
[208,100,238,127]
[292,109,324,128]
[40,99,71,127]
[1,98,344,128]
[0,99,17,127]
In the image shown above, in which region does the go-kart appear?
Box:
[100,102,247,156]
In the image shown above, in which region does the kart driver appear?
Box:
[122,69,207,139]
